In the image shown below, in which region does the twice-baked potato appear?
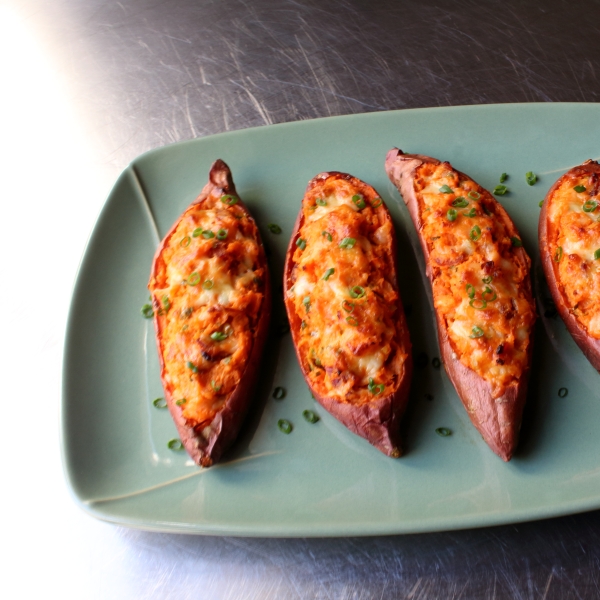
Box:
[539,159,600,372]
[385,149,536,461]
[283,171,412,457]
[148,159,271,467]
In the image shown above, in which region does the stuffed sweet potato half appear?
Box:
[283,171,412,457]
[385,149,536,461]
[539,159,600,372]
[148,159,271,467]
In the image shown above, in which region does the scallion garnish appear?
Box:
[463,208,476,217]
[469,225,482,241]
[439,184,453,193]
[469,298,487,310]
[339,237,356,249]
[316,198,327,206]
[296,238,307,250]
[192,227,203,237]
[371,197,383,208]
[452,197,469,208]
[466,284,475,299]
[574,185,586,193]
[210,381,222,392]
[141,304,154,318]
[346,315,359,326]
[186,361,198,373]
[558,387,568,398]
[202,230,215,239]
[322,231,333,242]
[162,295,171,310]
[482,276,492,284]
[273,387,286,400]
[352,194,366,209]
[493,185,508,196]
[176,398,187,405]
[216,228,228,240]
[583,200,598,213]
[349,285,366,299]
[500,173,508,183]
[322,268,335,281]
[167,439,184,450]
[268,223,282,234]
[342,300,354,313]
[447,208,458,222]
[368,377,385,395]
[594,249,600,260]
[278,419,293,434]
[188,271,201,286]
[469,326,484,339]
[303,296,311,312]
[482,286,497,302]
[180,236,191,247]
[511,237,523,247]
[220,195,238,205]
[554,246,563,262]
[210,331,229,342]
[203,279,214,289]
[468,191,481,200]
[526,171,537,186]
[435,427,452,437]
[539,200,544,208]
[153,397,167,408]
[303,409,319,423]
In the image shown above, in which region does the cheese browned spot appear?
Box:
[414,162,535,398]
[548,171,600,338]
[149,195,265,428]
[286,175,408,405]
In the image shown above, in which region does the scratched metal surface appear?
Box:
[11,0,600,598]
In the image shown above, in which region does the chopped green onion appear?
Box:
[303,409,319,423]
[278,419,293,434]
[470,326,484,339]
[469,225,482,241]
[526,171,537,186]
[203,279,214,289]
[539,200,544,208]
[216,228,228,240]
[300,320,306,329]
[167,439,184,450]
[210,381,222,392]
[141,303,154,318]
[339,237,356,249]
[482,286,497,302]
[594,249,600,260]
[296,238,307,250]
[435,427,452,437]
[322,268,335,281]
[452,197,469,208]
[482,276,492,284]
[466,284,475,299]
[554,246,563,262]
[187,271,201,286]
[211,331,229,342]
[268,223,282,234]
[352,194,366,209]
[176,398,187,405]
[342,300,354,313]
[574,185,586,193]
[511,237,523,247]
[322,231,333,242]
[186,361,198,373]
[463,208,477,217]
[316,198,327,206]
[346,315,359,326]
[202,230,215,239]
[162,296,171,310]
[469,298,488,310]
[192,227,203,237]
[439,184,453,193]
[500,173,508,183]
[349,285,365,299]
[432,357,441,369]
[273,387,286,400]
[303,296,311,312]
[368,377,385,395]
[371,197,383,208]
[153,397,167,408]
[220,195,238,205]
[558,387,568,398]
[583,200,598,213]
[468,191,481,200]
[447,208,458,221]
[180,236,191,247]
[493,185,508,196]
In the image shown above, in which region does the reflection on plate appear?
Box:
[62,103,600,536]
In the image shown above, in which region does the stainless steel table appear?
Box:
[4,0,600,597]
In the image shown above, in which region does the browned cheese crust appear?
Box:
[283,171,412,456]
[539,159,600,372]
[385,149,536,461]
[149,159,271,467]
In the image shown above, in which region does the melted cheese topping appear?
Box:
[287,175,408,405]
[547,169,600,338]
[149,195,265,427]
[414,162,535,397]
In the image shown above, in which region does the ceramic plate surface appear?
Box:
[62,103,600,536]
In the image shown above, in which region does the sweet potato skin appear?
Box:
[385,149,534,461]
[283,171,412,457]
[149,159,271,467]
[539,159,600,372]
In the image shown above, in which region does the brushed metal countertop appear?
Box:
[4,0,600,597]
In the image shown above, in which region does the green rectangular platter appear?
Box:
[62,103,600,536]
